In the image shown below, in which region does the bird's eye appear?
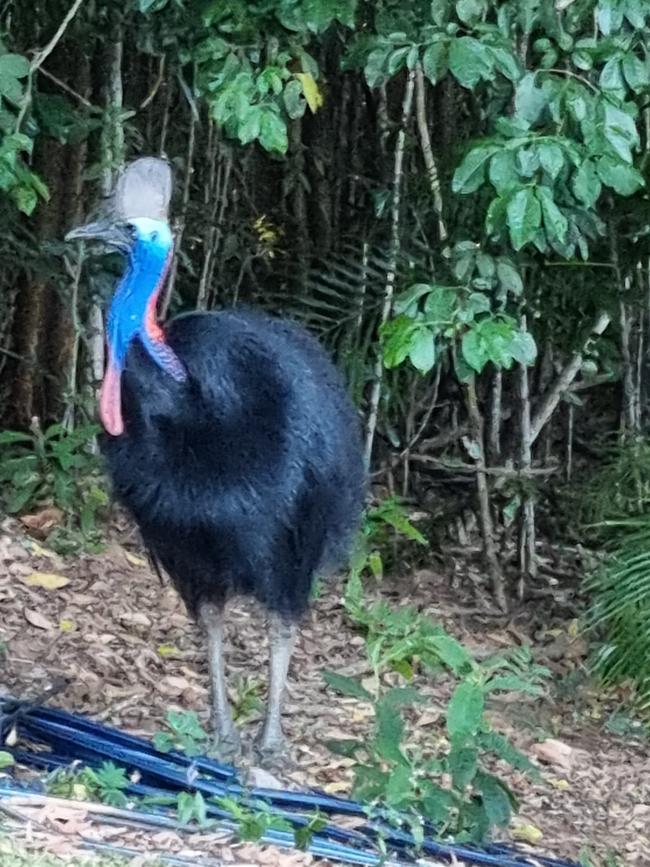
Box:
[126,223,137,238]
[151,231,159,242]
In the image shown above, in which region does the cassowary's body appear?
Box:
[102,308,364,620]
[67,158,365,761]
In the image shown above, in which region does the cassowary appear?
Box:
[67,158,365,761]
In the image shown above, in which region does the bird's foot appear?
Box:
[253,729,293,771]
[208,726,241,763]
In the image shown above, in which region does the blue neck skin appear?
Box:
[106,235,186,382]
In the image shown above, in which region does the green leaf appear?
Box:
[622,54,649,93]
[323,671,373,701]
[596,155,645,195]
[455,0,486,25]
[509,330,537,365]
[375,697,406,763]
[283,80,306,119]
[447,680,484,739]
[597,0,624,34]
[476,772,515,828]
[538,142,564,180]
[387,46,410,76]
[572,159,602,207]
[603,102,639,163]
[385,764,412,806]
[422,41,448,85]
[0,751,14,769]
[430,633,473,674]
[352,765,389,801]
[488,46,521,82]
[364,47,390,88]
[448,37,494,88]
[496,259,523,296]
[462,328,490,373]
[514,73,547,125]
[408,329,436,373]
[536,186,568,245]
[0,53,30,79]
[488,150,519,195]
[600,58,625,100]
[238,107,262,145]
[449,745,478,788]
[453,146,498,194]
[259,109,288,154]
[506,187,541,250]
[14,184,38,215]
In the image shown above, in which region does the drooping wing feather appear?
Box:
[114,157,172,221]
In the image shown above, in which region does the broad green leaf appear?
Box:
[296,72,324,112]
[538,142,564,180]
[449,745,478,788]
[509,330,537,365]
[603,102,639,163]
[238,107,262,145]
[283,80,306,119]
[572,159,602,206]
[385,764,412,807]
[514,73,547,125]
[488,150,519,194]
[0,751,14,769]
[476,253,495,279]
[447,680,484,739]
[452,145,498,194]
[622,54,649,93]
[600,57,625,101]
[597,0,624,34]
[430,633,473,673]
[506,187,541,250]
[456,0,486,25]
[422,41,448,85]
[375,698,406,764]
[516,146,539,178]
[461,328,490,373]
[259,108,288,154]
[488,46,521,82]
[448,37,494,89]
[596,154,645,195]
[394,283,434,316]
[476,772,516,828]
[0,54,30,79]
[387,46,410,76]
[536,186,568,245]
[496,259,523,296]
[624,0,647,29]
[408,329,436,374]
[382,316,418,368]
[323,671,373,701]
[364,47,390,88]
[424,286,458,321]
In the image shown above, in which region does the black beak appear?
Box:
[65,218,132,253]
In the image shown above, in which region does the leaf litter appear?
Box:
[0,516,648,865]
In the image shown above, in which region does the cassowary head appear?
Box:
[66,158,185,437]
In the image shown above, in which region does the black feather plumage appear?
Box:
[101,307,366,621]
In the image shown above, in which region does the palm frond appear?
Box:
[585,514,650,718]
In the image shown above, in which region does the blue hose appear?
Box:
[0,697,581,867]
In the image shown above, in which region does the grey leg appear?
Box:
[256,613,297,757]
[199,602,240,759]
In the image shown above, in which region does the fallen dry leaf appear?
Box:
[512,821,543,844]
[23,607,54,630]
[531,738,576,772]
[21,572,70,590]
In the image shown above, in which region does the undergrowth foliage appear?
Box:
[325,503,550,844]
[0,422,107,551]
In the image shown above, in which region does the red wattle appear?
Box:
[99,359,125,437]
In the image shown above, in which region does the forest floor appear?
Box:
[0,515,648,867]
